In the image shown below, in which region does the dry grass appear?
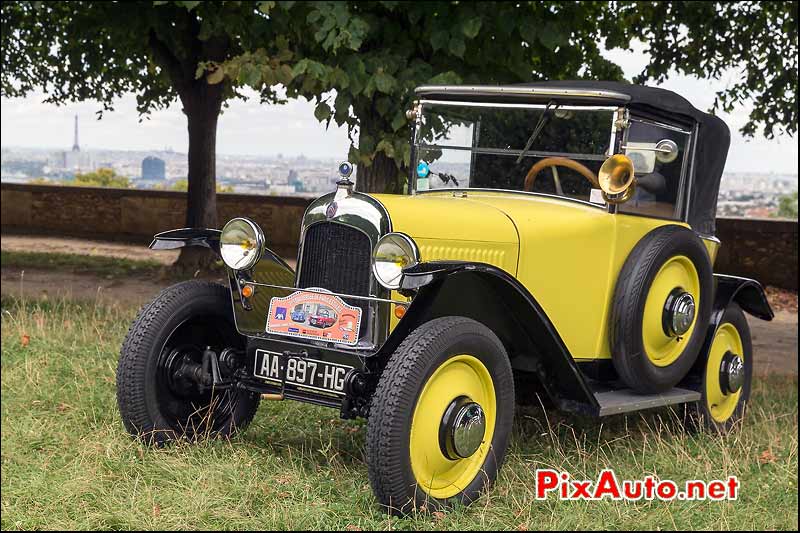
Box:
[1,295,797,530]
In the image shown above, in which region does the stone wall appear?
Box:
[1,183,312,257]
[715,217,798,290]
[2,183,797,289]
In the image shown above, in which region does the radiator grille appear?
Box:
[297,222,372,335]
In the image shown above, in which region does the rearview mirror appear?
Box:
[654,139,679,163]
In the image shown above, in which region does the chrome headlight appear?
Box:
[220,217,264,270]
[372,233,419,290]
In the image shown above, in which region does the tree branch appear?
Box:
[147,29,188,94]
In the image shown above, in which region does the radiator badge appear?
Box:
[326,202,338,218]
[266,288,361,345]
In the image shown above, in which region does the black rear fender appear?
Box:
[712,274,774,322]
[683,274,774,384]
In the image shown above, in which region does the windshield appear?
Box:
[413,102,617,203]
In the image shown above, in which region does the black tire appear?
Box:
[685,304,752,434]
[367,317,515,515]
[611,225,713,393]
[117,280,259,445]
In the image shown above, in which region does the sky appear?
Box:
[1,41,797,174]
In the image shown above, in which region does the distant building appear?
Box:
[61,150,92,173]
[141,156,166,180]
[287,168,304,191]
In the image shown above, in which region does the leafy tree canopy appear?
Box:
[222,1,625,191]
[608,1,798,138]
[2,0,797,200]
[214,1,797,192]
[1,1,294,115]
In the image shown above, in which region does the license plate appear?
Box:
[266,289,362,346]
[253,349,352,396]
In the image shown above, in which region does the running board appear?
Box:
[594,386,701,417]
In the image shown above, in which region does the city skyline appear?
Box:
[2,139,795,218]
[1,41,798,174]
[2,93,797,175]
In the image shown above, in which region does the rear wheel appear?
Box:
[116,280,259,445]
[367,317,514,514]
[685,304,752,433]
[611,225,713,392]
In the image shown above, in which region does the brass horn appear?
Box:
[598,154,635,204]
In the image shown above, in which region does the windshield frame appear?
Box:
[408,99,623,209]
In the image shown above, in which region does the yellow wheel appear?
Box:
[409,354,496,499]
[687,304,752,432]
[611,225,712,393]
[642,255,700,367]
[367,317,514,514]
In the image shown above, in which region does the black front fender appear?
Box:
[150,228,222,257]
[383,261,599,415]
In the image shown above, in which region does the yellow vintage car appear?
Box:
[117,81,774,513]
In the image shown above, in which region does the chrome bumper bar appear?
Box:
[243,281,408,306]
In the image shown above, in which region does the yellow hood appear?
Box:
[372,190,616,279]
[372,193,519,243]
[372,192,520,274]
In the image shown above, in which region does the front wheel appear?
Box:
[116,280,259,445]
[367,317,515,514]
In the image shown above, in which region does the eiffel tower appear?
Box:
[72,114,80,152]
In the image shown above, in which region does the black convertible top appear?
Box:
[415,81,730,235]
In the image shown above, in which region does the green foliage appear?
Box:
[167,178,233,193]
[776,191,798,219]
[280,1,797,190]
[25,169,132,189]
[2,1,796,196]
[280,2,625,191]
[608,1,798,138]
[72,168,131,188]
[0,1,299,114]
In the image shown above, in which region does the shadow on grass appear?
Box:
[1,249,228,281]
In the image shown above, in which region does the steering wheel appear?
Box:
[523,157,600,192]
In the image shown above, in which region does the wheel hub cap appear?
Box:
[440,397,486,460]
[663,289,696,337]
[719,351,745,394]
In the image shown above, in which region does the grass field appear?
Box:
[1,295,797,530]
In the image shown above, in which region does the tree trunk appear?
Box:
[174,82,224,274]
[355,149,403,193]
[356,120,408,193]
